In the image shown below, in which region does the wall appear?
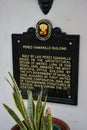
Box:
[0,0,87,129]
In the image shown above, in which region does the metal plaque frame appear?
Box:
[12,20,80,105]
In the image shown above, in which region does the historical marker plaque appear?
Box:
[12,19,80,105]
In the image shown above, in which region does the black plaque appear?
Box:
[12,20,80,105]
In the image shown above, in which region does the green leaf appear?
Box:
[7,72,34,130]
[32,99,36,130]
[46,108,53,130]
[3,104,27,130]
[42,94,47,117]
[36,91,43,130]
[39,95,47,130]
[8,72,20,94]
[27,90,34,123]
[13,93,25,118]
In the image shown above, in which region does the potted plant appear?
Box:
[3,72,70,130]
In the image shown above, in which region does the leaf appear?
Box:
[39,95,48,130]
[27,90,34,123]
[13,92,34,130]
[7,72,34,130]
[36,91,42,130]
[8,72,20,94]
[3,104,27,130]
[46,108,53,130]
[13,93,25,118]
[32,98,36,130]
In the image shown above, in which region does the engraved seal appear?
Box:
[36,19,52,41]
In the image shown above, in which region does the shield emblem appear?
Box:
[36,19,52,41]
